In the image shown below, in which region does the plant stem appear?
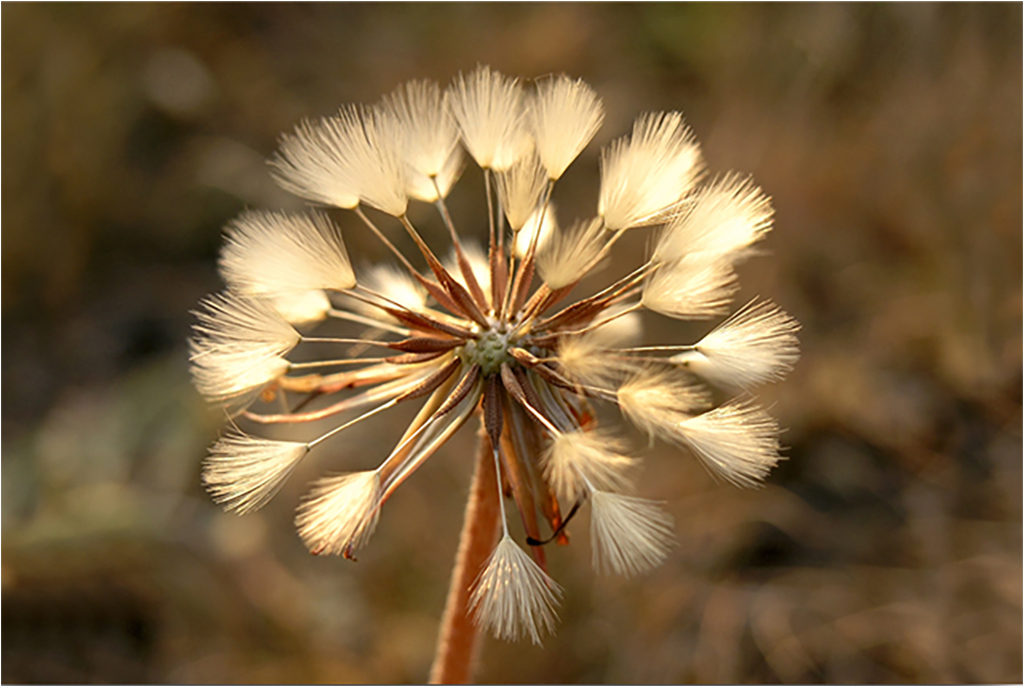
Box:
[429,426,501,684]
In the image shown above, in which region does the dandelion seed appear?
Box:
[675,400,783,487]
[381,78,461,180]
[269,117,360,210]
[355,263,428,316]
[189,292,298,410]
[446,65,531,171]
[671,299,800,389]
[271,104,408,216]
[586,303,644,348]
[380,79,465,203]
[642,253,739,320]
[470,534,561,645]
[496,151,548,232]
[204,430,309,514]
[528,74,603,180]
[543,431,635,501]
[514,203,557,259]
[405,145,464,203]
[272,291,334,326]
[218,209,355,324]
[295,471,383,556]
[590,491,675,577]
[556,332,633,387]
[599,111,704,231]
[653,174,774,264]
[617,370,711,441]
[536,217,606,289]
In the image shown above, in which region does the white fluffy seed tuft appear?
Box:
[264,291,333,326]
[675,400,783,487]
[189,292,299,410]
[218,210,356,324]
[617,370,711,441]
[470,534,562,645]
[295,471,382,555]
[641,254,739,320]
[556,332,632,387]
[514,202,558,258]
[270,116,359,209]
[446,66,532,171]
[598,111,704,231]
[496,151,548,232]
[672,299,800,389]
[537,217,606,289]
[590,491,675,577]
[406,145,464,203]
[543,431,635,502]
[270,105,408,217]
[380,78,460,178]
[356,263,428,316]
[380,79,465,202]
[203,431,309,514]
[528,74,604,180]
[653,174,773,264]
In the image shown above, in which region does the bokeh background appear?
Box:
[3,3,1021,683]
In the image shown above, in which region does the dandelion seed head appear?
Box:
[191,67,797,644]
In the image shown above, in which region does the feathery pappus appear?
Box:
[190,66,800,645]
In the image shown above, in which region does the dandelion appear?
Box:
[190,66,799,679]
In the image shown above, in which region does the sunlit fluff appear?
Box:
[470,535,561,645]
[190,66,798,644]
[219,209,355,324]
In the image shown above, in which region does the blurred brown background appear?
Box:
[2,3,1021,684]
